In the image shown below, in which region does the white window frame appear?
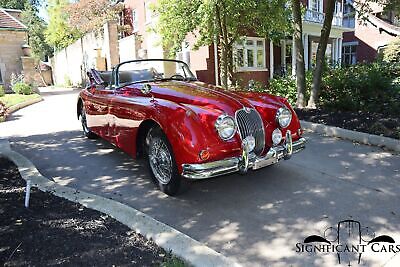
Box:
[343,1,356,28]
[308,0,323,13]
[342,42,358,65]
[334,1,342,15]
[234,37,267,72]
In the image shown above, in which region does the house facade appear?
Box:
[0,8,28,90]
[119,0,353,86]
[343,1,399,64]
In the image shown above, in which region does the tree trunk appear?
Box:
[226,42,235,86]
[308,0,335,108]
[291,0,306,108]
[214,1,235,89]
[215,2,228,89]
[220,43,229,88]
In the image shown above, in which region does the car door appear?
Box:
[84,72,114,141]
[108,85,149,156]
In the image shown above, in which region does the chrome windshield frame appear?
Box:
[113,59,197,87]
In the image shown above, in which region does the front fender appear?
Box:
[153,100,242,172]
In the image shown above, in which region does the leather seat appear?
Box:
[119,70,154,84]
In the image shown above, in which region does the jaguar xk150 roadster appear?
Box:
[77,59,306,195]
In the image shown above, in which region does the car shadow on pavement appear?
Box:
[4,114,22,122]
[9,130,400,266]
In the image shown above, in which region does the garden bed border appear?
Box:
[301,120,400,152]
[6,96,43,115]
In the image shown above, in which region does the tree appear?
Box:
[307,0,335,108]
[304,0,400,108]
[383,37,400,62]
[21,3,53,60]
[0,0,41,10]
[64,0,123,35]
[154,0,291,89]
[291,0,306,108]
[355,0,400,18]
[45,0,82,50]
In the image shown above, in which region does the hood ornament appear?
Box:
[142,83,152,94]
[244,107,251,113]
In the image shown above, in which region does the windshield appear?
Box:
[116,59,197,86]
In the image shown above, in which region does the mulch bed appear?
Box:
[0,157,175,266]
[295,108,400,140]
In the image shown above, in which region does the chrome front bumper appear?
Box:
[181,136,306,179]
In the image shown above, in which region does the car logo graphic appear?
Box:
[299,219,398,266]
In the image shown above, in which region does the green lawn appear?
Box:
[0,93,41,108]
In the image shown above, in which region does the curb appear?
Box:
[7,96,43,115]
[0,139,241,267]
[300,120,400,152]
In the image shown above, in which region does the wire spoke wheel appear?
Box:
[81,108,89,135]
[148,136,173,184]
[80,105,97,139]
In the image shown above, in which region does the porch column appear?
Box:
[336,38,340,65]
[331,39,336,64]
[338,38,343,66]
[281,39,286,69]
[303,34,309,70]
[292,37,296,76]
[270,40,274,79]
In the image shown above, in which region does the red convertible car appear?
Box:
[77,59,306,195]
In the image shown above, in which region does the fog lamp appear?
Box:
[242,136,256,152]
[272,128,283,146]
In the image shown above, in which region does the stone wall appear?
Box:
[0,30,27,90]
[21,57,53,87]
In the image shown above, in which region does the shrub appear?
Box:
[64,75,72,87]
[12,82,33,95]
[383,37,400,63]
[320,62,400,114]
[10,72,24,88]
[264,61,400,114]
[0,85,5,97]
[268,76,297,105]
[267,71,312,106]
[0,101,7,121]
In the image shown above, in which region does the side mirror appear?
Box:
[142,83,152,95]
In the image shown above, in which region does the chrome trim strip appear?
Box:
[182,137,306,179]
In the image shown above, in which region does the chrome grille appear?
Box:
[235,108,265,155]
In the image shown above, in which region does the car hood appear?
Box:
[131,81,287,116]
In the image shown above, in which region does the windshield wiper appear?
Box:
[166,77,197,82]
[117,78,165,89]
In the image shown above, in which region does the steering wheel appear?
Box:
[170,74,185,80]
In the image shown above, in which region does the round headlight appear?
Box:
[215,115,236,140]
[272,128,283,146]
[276,107,292,128]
